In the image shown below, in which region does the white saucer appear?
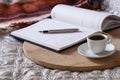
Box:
[77,43,116,58]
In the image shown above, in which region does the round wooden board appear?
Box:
[23,28,120,71]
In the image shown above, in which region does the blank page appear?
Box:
[11,19,96,51]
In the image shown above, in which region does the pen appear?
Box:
[39,28,79,33]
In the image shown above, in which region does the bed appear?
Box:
[0,0,120,80]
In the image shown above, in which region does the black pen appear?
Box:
[39,28,79,33]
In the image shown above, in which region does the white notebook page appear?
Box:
[51,4,111,31]
[11,19,96,51]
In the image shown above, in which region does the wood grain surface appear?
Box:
[23,28,120,71]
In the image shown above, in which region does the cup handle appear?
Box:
[95,32,112,44]
[101,32,112,44]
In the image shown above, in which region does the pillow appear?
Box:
[0,0,104,23]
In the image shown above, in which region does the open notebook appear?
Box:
[11,4,120,51]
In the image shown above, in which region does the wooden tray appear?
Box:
[23,28,120,71]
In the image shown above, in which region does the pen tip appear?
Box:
[39,31,42,32]
[39,31,48,33]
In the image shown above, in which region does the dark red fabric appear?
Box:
[0,0,103,22]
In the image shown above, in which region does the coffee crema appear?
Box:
[89,35,105,40]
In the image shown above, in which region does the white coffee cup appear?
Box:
[87,32,112,54]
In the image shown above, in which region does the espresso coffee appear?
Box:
[89,35,105,40]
